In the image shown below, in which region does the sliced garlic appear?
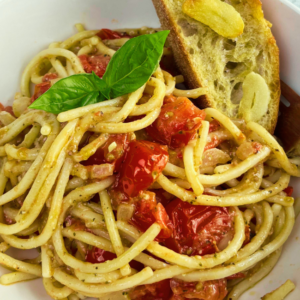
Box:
[182,0,244,39]
[238,72,270,123]
[108,141,117,152]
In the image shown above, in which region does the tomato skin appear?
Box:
[0,103,14,116]
[130,191,173,241]
[170,279,228,300]
[79,54,110,78]
[129,279,172,300]
[284,186,293,197]
[31,82,51,102]
[204,135,223,151]
[86,247,116,263]
[31,73,59,103]
[113,140,169,199]
[152,189,176,207]
[243,224,251,246]
[42,73,58,82]
[97,29,130,40]
[164,199,233,256]
[146,97,206,149]
[163,94,177,105]
[85,246,144,271]
[81,133,131,173]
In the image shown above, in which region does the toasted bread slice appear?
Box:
[152,0,280,133]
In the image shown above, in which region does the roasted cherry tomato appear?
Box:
[146,97,206,149]
[163,94,177,104]
[170,279,228,300]
[81,133,132,173]
[97,28,130,40]
[164,199,233,256]
[31,82,51,102]
[31,73,58,103]
[152,189,176,207]
[79,54,110,78]
[85,246,144,271]
[112,140,169,199]
[283,186,293,197]
[130,191,173,241]
[129,279,172,300]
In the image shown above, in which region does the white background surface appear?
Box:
[0,0,299,299]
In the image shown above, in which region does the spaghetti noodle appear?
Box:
[0,25,298,300]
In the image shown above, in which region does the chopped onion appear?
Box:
[90,164,114,179]
[202,148,231,167]
[117,204,134,222]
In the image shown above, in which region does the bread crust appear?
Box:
[152,0,213,109]
[152,0,280,133]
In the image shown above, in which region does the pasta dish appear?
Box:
[0,25,299,300]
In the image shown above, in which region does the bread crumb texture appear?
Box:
[153,0,280,133]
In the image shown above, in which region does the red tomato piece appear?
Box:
[31,82,51,102]
[30,73,58,103]
[79,54,110,78]
[42,73,58,82]
[252,142,263,153]
[129,279,172,300]
[64,215,87,231]
[152,189,176,207]
[170,279,228,300]
[0,103,14,116]
[204,135,223,151]
[164,199,233,256]
[130,191,173,241]
[163,94,177,105]
[209,119,221,132]
[97,28,130,40]
[283,186,293,197]
[112,140,169,199]
[146,97,206,149]
[81,133,132,173]
[243,225,251,246]
[86,247,116,264]
[85,246,144,271]
[168,148,184,168]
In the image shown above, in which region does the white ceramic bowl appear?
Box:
[0,0,299,299]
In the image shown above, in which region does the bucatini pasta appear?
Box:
[0,25,298,300]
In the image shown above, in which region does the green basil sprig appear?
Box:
[29,30,170,114]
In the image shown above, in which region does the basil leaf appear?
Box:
[29,74,103,114]
[103,30,169,98]
[29,31,170,113]
[90,72,111,99]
